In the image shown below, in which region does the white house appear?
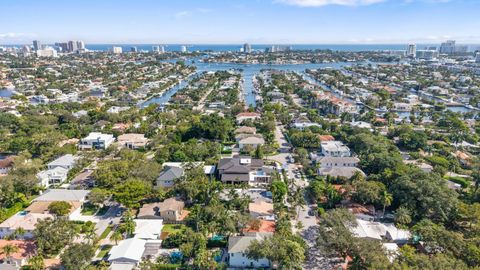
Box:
[133,219,163,240]
[78,132,115,150]
[321,141,351,157]
[228,233,272,268]
[47,154,79,170]
[107,106,130,114]
[37,167,69,187]
[317,156,359,168]
[108,238,146,267]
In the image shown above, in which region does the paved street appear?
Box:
[94,202,122,237]
[269,120,331,269]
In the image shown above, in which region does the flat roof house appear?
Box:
[321,141,351,157]
[78,132,115,150]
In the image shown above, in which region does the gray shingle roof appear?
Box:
[158,166,184,181]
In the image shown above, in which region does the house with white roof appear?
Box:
[350,219,411,244]
[108,238,146,268]
[78,132,115,150]
[133,219,163,240]
[37,167,69,187]
[321,141,351,157]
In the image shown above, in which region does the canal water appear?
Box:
[141,59,353,107]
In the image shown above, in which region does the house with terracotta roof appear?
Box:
[0,156,14,176]
[236,112,261,123]
[0,240,36,268]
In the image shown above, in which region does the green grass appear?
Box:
[97,245,112,259]
[81,202,99,215]
[99,225,113,239]
[0,202,27,223]
[162,224,185,234]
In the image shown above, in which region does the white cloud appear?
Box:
[174,10,192,19]
[276,0,386,7]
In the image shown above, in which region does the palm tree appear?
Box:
[381,190,393,217]
[122,211,136,237]
[1,244,19,264]
[13,227,26,240]
[110,231,123,245]
[28,254,45,270]
[85,228,97,245]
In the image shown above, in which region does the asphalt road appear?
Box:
[94,202,123,237]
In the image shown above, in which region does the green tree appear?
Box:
[246,234,306,269]
[271,181,287,203]
[380,190,393,217]
[60,243,95,270]
[48,201,72,216]
[34,218,77,256]
[27,254,45,270]
[114,179,150,208]
[88,188,110,206]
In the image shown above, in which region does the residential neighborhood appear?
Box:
[1,12,480,269]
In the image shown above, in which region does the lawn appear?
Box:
[99,225,113,239]
[97,245,112,259]
[81,202,98,215]
[162,224,185,234]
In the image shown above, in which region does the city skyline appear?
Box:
[1,0,480,45]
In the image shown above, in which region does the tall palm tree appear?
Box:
[1,244,19,264]
[122,210,136,237]
[381,190,393,217]
[110,231,123,245]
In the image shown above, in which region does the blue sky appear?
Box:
[1,0,479,44]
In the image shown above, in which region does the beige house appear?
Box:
[137,198,189,223]
[117,133,149,149]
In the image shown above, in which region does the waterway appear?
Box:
[141,59,353,107]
